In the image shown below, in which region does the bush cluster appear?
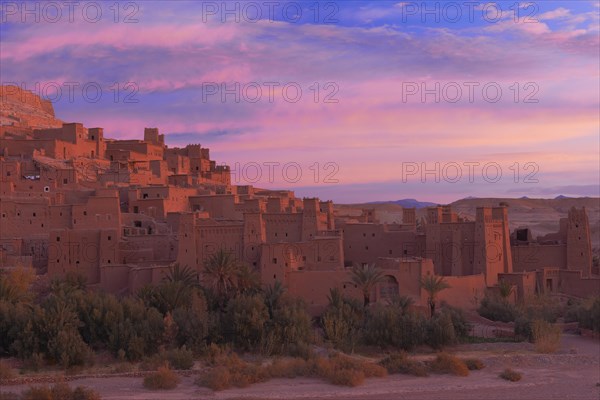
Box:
[143,365,181,390]
[378,352,428,377]
[198,352,387,391]
[565,297,600,333]
[499,368,522,382]
[427,353,469,377]
[0,264,314,370]
[322,290,468,352]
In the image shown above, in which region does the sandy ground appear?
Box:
[2,335,599,400]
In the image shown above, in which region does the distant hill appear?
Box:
[0,85,63,129]
[338,197,600,253]
[367,198,437,209]
[449,197,600,252]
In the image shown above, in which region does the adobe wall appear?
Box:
[343,223,418,267]
[498,271,537,301]
[437,274,487,311]
[558,270,600,298]
[512,244,567,271]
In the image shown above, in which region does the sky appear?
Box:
[1,1,599,203]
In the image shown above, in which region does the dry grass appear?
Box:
[378,353,429,377]
[531,320,561,353]
[198,352,387,391]
[500,368,522,382]
[143,365,180,390]
[463,358,485,370]
[197,353,267,391]
[19,383,101,400]
[428,353,469,377]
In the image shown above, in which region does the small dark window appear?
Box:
[389,250,392,255]
[33,212,36,217]
[365,246,369,250]
[56,237,60,242]
[63,178,68,184]
[107,260,111,264]
[372,233,375,237]
[272,258,277,264]
[83,211,87,216]
[6,171,10,176]
[108,236,112,241]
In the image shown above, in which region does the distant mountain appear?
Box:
[367,198,437,209]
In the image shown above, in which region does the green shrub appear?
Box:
[566,297,600,332]
[224,294,269,351]
[520,295,562,323]
[263,298,313,356]
[514,317,533,341]
[463,358,485,370]
[426,312,457,349]
[378,353,428,377]
[362,305,427,350]
[428,353,469,376]
[321,298,364,352]
[441,306,470,338]
[478,296,517,322]
[143,365,180,390]
[166,346,194,370]
[500,368,522,382]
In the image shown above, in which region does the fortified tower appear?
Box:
[566,207,592,277]
[473,206,512,285]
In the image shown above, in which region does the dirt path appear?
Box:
[2,335,598,400]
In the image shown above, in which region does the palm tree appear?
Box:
[327,287,344,309]
[390,294,414,315]
[163,263,198,288]
[236,264,261,295]
[348,264,385,306]
[202,249,241,300]
[420,274,451,317]
[264,280,286,319]
[498,280,514,301]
